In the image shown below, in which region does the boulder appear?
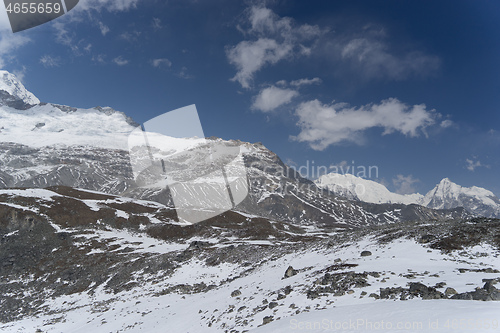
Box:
[284,266,297,278]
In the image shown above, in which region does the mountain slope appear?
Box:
[125,138,469,227]
[0,103,138,149]
[0,187,499,331]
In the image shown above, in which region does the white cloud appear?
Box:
[12,66,27,83]
[248,6,321,39]
[276,79,287,86]
[227,6,323,88]
[92,54,106,63]
[228,38,292,89]
[119,30,141,42]
[151,58,172,68]
[47,0,142,51]
[76,0,140,12]
[393,174,419,194]
[440,119,455,128]
[228,5,439,88]
[177,66,193,79]
[113,56,129,66]
[487,129,500,146]
[152,17,162,30]
[284,158,298,167]
[0,32,31,68]
[466,158,488,172]
[0,0,141,66]
[51,21,82,55]
[0,5,11,31]
[98,22,110,36]
[0,3,30,65]
[292,98,437,150]
[339,37,440,80]
[290,77,322,87]
[40,55,61,68]
[52,21,73,46]
[252,86,299,112]
[330,160,349,169]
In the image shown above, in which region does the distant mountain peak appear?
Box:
[0,70,40,108]
[431,178,461,195]
[316,172,500,218]
[315,173,424,205]
[437,177,457,187]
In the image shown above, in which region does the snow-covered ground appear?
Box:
[253,301,500,333]
[1,225,498,332]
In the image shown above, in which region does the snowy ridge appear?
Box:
[315,173,500,218]
[0,103,138,149]
[0,70,40,105]
[0,70,139,149]
[315,173,423,204]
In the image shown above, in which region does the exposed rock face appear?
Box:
[284,266,297,278]
[308,270,371,299]
[452,281,500,301]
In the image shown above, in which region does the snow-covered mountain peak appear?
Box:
[439,177,451,185]
[0,70,40,106]
[316,173,500,218]
[430,177,462,197]
[315,172,424,204]
[425,178,491,202]
[422,178,500,214]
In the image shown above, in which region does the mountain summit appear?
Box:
[422,177,500,217]
[0,70,40,108]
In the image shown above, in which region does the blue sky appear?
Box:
[0,0,499,196]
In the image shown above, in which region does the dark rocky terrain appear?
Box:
[0,187,498,331]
